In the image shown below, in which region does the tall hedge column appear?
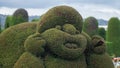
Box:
[107,17,120,56]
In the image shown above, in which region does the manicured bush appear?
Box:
[37,5,83,33]
[12,8,28,25]
[98,27,106,40]
[0,22,37,68]
[14,52,44,68]
[5,15,12,29]
[41,28,87,60]
[45,54,87,68]
[24,33,46,56]
[83,17,98,37]
[87,35,114,68]
[63,24,77,35]
[107,17,120,56]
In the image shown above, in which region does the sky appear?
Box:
[0,0,120,20]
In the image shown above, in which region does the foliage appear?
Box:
[45,55,87,68]
[0,22,37,68]
[37,5,83,33]
[5,15,12,29]
[14,52,44,68]
[83,17,98,37]
[87,35,114,68]
[24,33,46,56]
[88,53,114,68]
[98,27,106,40]
[107,17,120,56]
[12,8,28,25]
[31,18,39,22]
[41,28,87,60]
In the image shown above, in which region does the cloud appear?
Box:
[0,3,120,20]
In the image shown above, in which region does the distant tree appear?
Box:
[5,16,12,29]
[12,8,28,25]
[83,17,98,37]
[31,18,39,22]
[0,18,1,33]
[107,17,120,56]
[98,27,106,40]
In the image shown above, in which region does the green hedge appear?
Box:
[12,8,28,25]
[14,52,44,68]
[37,5,83,33]
[0,22,37,68]
[41,28,87,60]
[83,17,98,37]
[107,17,120,56]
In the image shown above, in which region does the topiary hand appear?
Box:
[91,35,106,54]
[24,33,46,56]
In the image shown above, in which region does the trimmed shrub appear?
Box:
[63,24,77,35]
[0,22,1,33]
[41,28,87,60]
[24,33,46,56]
[14,52,44,68]
[88,53,114,68]
[45,54,87,68]
[37,5,83,33]
[98,27,106,40]
[0,22,37,68]
[107,17,120,56]
[87,35,114,68]
[12,8,28,25]
[5,15,12,29]
[83,17,98,37]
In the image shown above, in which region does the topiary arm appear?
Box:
[91,35,106,54]
[24,33,46,56]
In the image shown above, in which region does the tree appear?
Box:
[107,17,120,56]
[98,27,106,40]
[5,16,12,29]
[12,8,28,25]
[83,17,98,37]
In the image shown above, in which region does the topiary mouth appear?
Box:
[94,40,104,48]
[64,43,78,49]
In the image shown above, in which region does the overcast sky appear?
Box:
[0,0,120,20]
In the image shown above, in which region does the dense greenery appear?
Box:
[88,35,114,68]
[5,16,12,29]
[0,21,1,33]
[14,52,44,68]
[107,17,120,56]
[0,22,37,68]
[37,5,83,33]
[12,8,28,25]
[98,27,106,40]
[0,5,114,68]
[83,17,98,37]
[31,18,39,22]
[24,33,46,56]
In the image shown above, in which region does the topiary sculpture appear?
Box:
[0,22,37,68]
[107,17,120,56]
[15,5,89,68]
[12,8,28,25]
[37,5,83,33]
[87,35,114,68]
[83,17,98,37]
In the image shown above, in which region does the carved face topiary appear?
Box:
[41,24,87,59]
[37,5,83,33]
[91,35,106,54]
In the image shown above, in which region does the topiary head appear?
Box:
[91,35,106,54]
[12,8,28,25]
[37,5,83,33]
[41,25,87,60]
[83,17,98,37]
